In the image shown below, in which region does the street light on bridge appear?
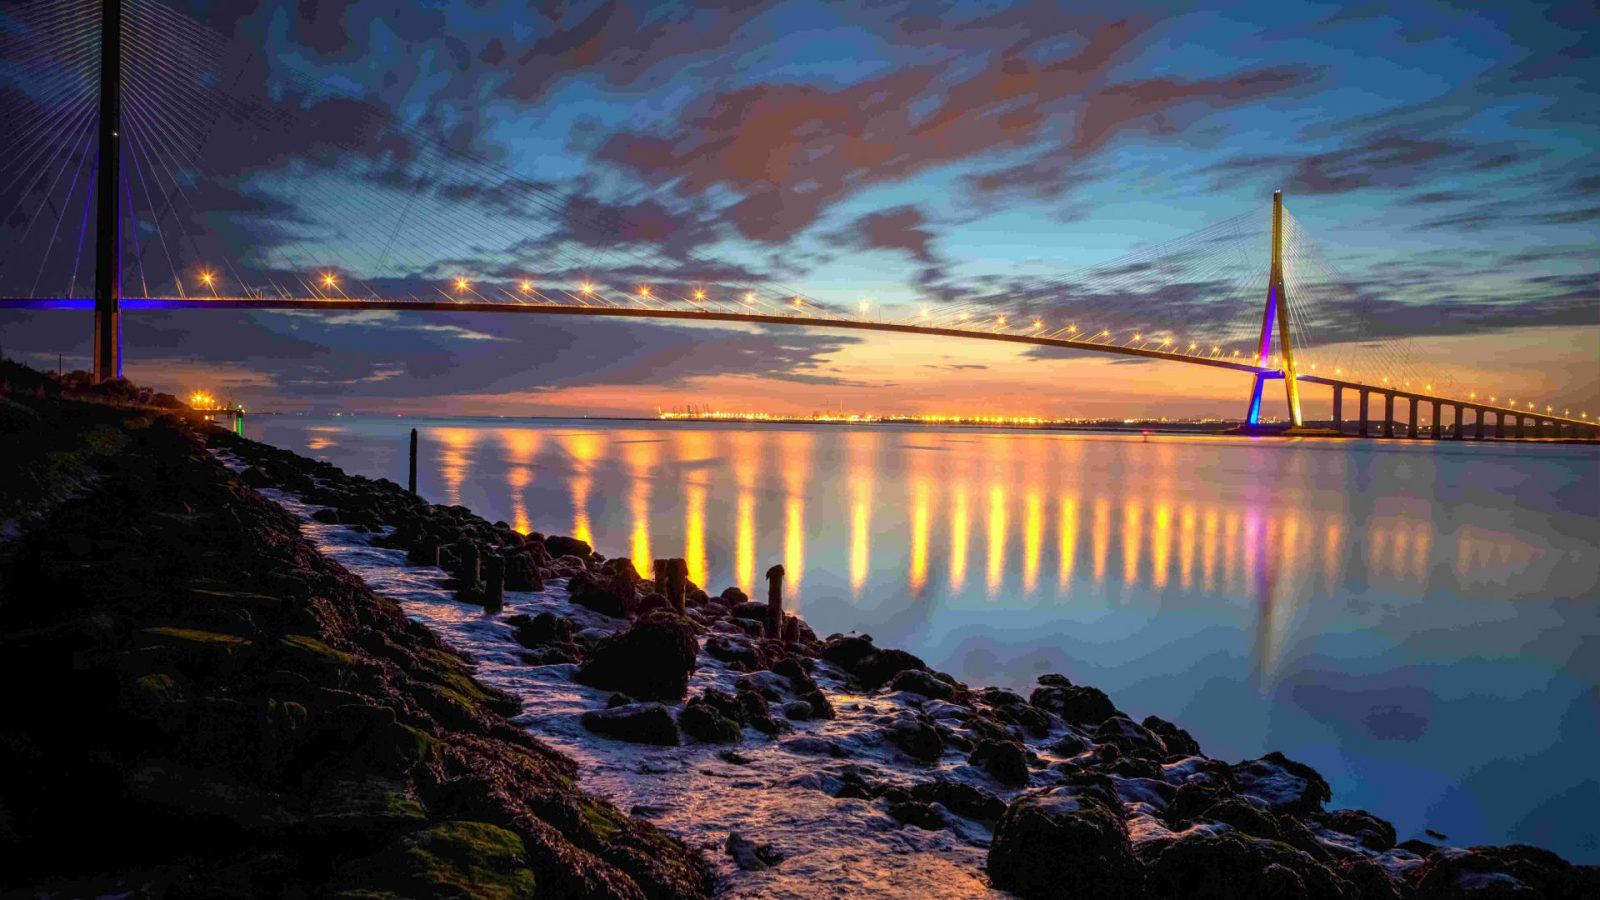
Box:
[455,278,470,293]
[322,273,338,289]
[581,282,595,294]
[693,289,706,302]
[519,280,532,293]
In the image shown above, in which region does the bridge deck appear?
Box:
[1,296,1589,429]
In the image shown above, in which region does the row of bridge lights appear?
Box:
[196,270,1593,420]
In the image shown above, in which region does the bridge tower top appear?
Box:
[1246,190,1304,427]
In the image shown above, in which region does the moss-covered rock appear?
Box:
[309,777,428,838]
[332,820,536,900]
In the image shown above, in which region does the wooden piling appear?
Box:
[667,559,687,614]
[484,555,505,611]
[408,428,418,494]
[765,564,785,639]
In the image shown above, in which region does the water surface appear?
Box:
[247,415,1600,861]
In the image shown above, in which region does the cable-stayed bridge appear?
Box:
[1,0,1594,439]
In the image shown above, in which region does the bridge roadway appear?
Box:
[4,295,1594,437]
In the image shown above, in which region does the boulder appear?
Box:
[679,697,743,744]
[705,634,766,670]
[506,612,572,649]
[910,779,1006,827]
[1142,715,1202,758]
[567,570,634,619]
[601,557,642,583]
[886,668,958,701]
[988,782,1136,899]
[579,703,680,746]
[819,634,927,690]
[1141,828,1348,900]
[725,832,785,871]
[1413,844,1598,900]
[970,738,1031,788]
[1320,808,1397,853]
[544,534,592,560]
[1231,752,1332,815]
[736,688,783,735]
[1030,684,1117,725]
[884,713,945,763]
[1049,732,1090,757]
[573,611,698,701]
[502,552,544,592]
[1095,716,1167,762]
[886,797,946,830]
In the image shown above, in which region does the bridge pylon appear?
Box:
[92,0,123,382]
[1245,190,1302,427]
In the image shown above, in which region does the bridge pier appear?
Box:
[1473,408,1484,440]
[1452,404,1463,440]
[1383,394,1395,438]
[1332,386,1343,434]
[1407,399,1419,439]
[1431,401,1442,439]
[1515,416,1525,439]
[1358,390,1370,437]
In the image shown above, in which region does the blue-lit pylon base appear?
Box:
[1246,373,1267,425]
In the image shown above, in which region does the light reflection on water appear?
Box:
[248,416,1600,862]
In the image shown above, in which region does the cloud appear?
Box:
[833,206,940,264]
[595,17,1155,241]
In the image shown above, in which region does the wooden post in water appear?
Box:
[667,559,687,614]
[765,564,785,639]
[483,554,505,611]
[408,428,418,494]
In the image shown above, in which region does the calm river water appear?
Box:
[246,416,1600,861]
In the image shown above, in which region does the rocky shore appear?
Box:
[2,367,1595,898]
[0,383,709,898]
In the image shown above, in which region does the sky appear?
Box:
[0,0,1596,419]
